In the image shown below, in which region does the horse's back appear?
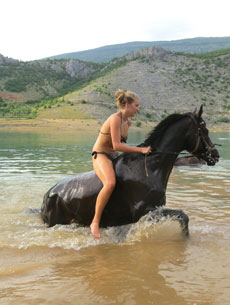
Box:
[41,171,102,226]
[48,171,102,201]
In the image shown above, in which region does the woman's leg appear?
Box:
[90,154,116,238]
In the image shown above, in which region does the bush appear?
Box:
[218,117,230,123]
[0,102,38,118]
[5,78,27,92]
[135,121,142,127]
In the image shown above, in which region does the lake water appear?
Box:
[0,128,229,305]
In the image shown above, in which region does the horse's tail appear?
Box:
[41,189,72,227]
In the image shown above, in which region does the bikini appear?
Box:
[92,113,128,161]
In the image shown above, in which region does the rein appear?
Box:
[144,149,187,177]
[143,113,220,177]
[144,155,149,177]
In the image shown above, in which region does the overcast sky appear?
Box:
[1,0,230,61]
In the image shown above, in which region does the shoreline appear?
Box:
[0,118,229,133]
[0,118,156,134]
[0,118,101,133]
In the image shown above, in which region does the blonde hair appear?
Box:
[115,89,138,109]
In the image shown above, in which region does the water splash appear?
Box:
[0,209,187,251]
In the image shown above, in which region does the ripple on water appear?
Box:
[0,208,188,251]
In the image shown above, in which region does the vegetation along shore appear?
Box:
[0,38,230,129]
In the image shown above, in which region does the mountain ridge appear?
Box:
[0,46,230,124]
[44,37,230,63]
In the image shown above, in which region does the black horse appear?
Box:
[41,106,219,235]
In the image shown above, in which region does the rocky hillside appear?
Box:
[0,54,17,64]
[63,47,230,124]
[0,55,102,103]
[1,47,230,124]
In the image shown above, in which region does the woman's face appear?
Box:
[126,99,140,116]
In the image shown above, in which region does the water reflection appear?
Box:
[0,130,229,176]
[49,242,190,305]
[0,129,229,305]
[0,131,96,176]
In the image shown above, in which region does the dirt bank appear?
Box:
[0,118,228,133]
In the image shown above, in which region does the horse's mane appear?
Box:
[142,113,191,148]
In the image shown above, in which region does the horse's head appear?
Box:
[188,105,219,166]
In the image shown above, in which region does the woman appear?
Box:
[90,89,151,238]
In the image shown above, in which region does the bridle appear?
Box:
[143,113,219,176]
[188,114,217,157]
[144,114,216,156]
[188,114,221,167]
[191,127,217,154]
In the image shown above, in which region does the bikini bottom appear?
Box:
[91,151,118,161]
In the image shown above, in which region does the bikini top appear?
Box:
[100,130,127,143]
[99,113,128,143]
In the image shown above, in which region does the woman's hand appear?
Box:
[141,146,151,154]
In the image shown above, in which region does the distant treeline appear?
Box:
[46,37,230,63]
[1,46,230,123]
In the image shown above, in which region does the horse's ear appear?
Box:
[193,107,197,114]
[197,105,203,118]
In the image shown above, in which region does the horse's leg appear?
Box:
[41,193,72,227]
[150,208,190,237]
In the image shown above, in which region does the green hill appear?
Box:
[45,37,230,63]
[0,57,103,102]
[1,47,230,124]
[60,47,230,124]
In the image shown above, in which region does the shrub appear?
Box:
[4,78,27,92]
[145,113,151,118]
[135,121,142,127]
[218,117,230,123]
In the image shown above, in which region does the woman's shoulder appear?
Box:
[102,112,120,129]
[109,112,121,122]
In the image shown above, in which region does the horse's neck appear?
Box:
[157,119,190,155]
[149,120,191,185]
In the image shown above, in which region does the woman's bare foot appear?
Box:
[90,222,101,239]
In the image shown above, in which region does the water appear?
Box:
[0,128,229,305]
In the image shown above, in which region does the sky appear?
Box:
[1,0,230,61]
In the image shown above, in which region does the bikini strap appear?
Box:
[92,151,118,161]
[119,112,123,123]
[92,151,110,159]
[119,112,128,142]
[99,130,110,136]
[92,151,98,159]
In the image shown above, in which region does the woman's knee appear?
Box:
[104,179,116,192]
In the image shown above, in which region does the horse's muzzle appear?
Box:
[201,148,220,166]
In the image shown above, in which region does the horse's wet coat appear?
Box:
[41,107,219,234]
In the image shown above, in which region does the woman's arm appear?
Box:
[110,115,151,154]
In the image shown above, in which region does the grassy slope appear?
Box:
[37,104,93,119]
[1,48,230,124]
[0,59,102,103]
[60,49,230,124]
